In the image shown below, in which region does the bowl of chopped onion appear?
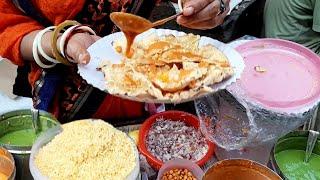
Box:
[138,111,215,170]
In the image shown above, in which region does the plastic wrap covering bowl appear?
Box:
[195,90,313,151]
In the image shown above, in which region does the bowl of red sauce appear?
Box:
[138,110,215,170]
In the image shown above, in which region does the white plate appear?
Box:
[78,28,245,103]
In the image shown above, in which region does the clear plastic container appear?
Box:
[29,125,61,180]
[157,159,204,180]
[29,120,140,180]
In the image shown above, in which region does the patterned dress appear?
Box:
[14,0,158,125]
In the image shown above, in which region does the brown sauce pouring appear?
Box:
[110,12,181,57]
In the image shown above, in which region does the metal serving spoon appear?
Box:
[304,130,319,163]
[31,108,40,134]
[110,12,182,56]
[110,12,182,35]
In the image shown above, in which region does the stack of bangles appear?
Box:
[32,20,96,68]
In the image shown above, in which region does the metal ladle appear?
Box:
[110,11,182,56]
[110,0,184,33]
[304,130,319,163]
[110,12,182,35]
[31,108,40,134]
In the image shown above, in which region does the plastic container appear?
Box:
[29,120,140,180]
[138,110,215,170]
[157,159,204,180]
[29,126,62,180]
[195,39,320,163]
[203,159,282,180]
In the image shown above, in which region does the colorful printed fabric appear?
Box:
[2,0,158,124]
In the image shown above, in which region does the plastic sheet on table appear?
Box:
[195,90,315,151]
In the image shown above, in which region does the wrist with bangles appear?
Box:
[32,20,96,68]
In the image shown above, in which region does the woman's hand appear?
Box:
[177,0,230,30]
[21,30,100,65]
[65,33,100,64]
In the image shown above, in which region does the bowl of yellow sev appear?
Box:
[29,119,140,180]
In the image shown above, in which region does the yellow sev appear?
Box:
[35,120,136,180]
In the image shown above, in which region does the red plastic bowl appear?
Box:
[138,110,215,170]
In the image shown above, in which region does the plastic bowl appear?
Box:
[29,126,62,180]
[157,159,204,180]
[29,120,140,180]
[138,110,215,170]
